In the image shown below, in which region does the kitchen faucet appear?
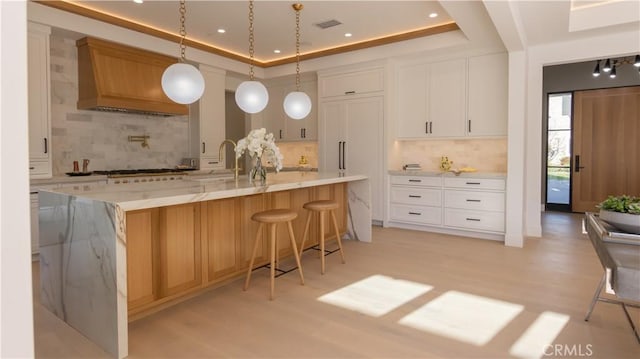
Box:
[219,139,239,180]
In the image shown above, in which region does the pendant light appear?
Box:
[161,0,205,105]
[283,3,312,120]
[235,0,269,114]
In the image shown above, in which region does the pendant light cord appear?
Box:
[178,0,187,62]
[248,0,255,80]
[295,6,301,91]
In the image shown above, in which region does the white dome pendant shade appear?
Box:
[235,80,269,114]
[283,91,312,120]
[283,4,311,120]
[162,62,205,104]
[161,0,204,105]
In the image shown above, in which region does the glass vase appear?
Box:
[249,156,267,184]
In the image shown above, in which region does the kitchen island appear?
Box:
[38,172,370,358]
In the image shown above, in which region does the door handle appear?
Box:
[279,129,282,139]
[575,155,585,172]
[338,141,342,170]
[468,120,471,133]
[342,141,346,171]
[429,122,433,134]
[425,122,428,134]
[202,142,206,154]
[301,129,303,138]
[44,138,48,154]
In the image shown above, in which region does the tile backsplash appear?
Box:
[390,139,507,172]
[49,35,189,175]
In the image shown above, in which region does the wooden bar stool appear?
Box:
[244,208,304,300]
[299,200,346,274]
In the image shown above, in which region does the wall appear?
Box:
[391,139,507,173]
[49,34,190,174]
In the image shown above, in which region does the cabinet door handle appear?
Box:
[575,155,585,172]
[408,195,422,198]
[429,122,433,134]
[342,141,346,170]
[408,179,422,183]
[468,120,471,133]
[466,199,481,202]
[279,129,282,139]
[44,138,48,154]
[29,166,35,170]
[466,182,481,185]
[466,218,481,222]
[338,141,342,170]
[425,122,428,134]
[345,91,355,95]
[202,142,205,154]
[303,128,306,138]
[408,212,422,216]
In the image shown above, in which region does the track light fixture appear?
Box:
[591,55,640,79]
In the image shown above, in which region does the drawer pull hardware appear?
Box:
[466,182,481,185]
[466,199,481,202]
[408,179,422,183]
[344,90,356,95]
[29,166,35,170]
[466,218,481,222]
[408,195,422,198]
[409,212,421,215]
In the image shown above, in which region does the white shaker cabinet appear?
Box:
[319,96,384,221]
[396,58,466,138]
[467,53,508,137]
[28,22,53,179]
[262,80,317,141]
[193,65,226,170]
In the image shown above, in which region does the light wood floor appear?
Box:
[33,212,640,358]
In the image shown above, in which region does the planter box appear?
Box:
[599,210,640,234]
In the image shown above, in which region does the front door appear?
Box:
[572,86,640,212]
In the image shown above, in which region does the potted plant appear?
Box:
[597,195,640,234]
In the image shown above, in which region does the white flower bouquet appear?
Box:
[235,128,284,172]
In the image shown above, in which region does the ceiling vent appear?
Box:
[314,19,342,29]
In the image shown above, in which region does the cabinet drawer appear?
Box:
[444,190,504,211]
[29,161,50,177]
[444,177,505,190]
[319,68,384,98]
[200,156,224,170]
[391,187,441,206]
[444,208,504,232]
[390,204,441,225]
[390,175,441,187]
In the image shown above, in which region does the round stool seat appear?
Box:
[303,200,339,211]
[251,208,297,223]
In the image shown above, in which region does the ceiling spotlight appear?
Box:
[609,65,617,79]
[592,61,600,77]
[133,0,143,4]
[429,12,438,18]
[602,58,612,72]
[634,54,640,67]
[217,28,226,34]
[273,49,281,54]
[344,33,352,37]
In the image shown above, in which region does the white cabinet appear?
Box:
[467,53,508,137]
[388,174,506,239]
[319,68,384,98]
[319,96,384,221]
[194,65,226,170]
[28,22,52,179]
[396,59,466,138]
[261,80,317,141]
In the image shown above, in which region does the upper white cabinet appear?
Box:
[28,22,52,179]
[467,53,508,137]
[319,68,384,98]
[396,53,507,139]
[261,78,317,141]
[195,65,226,170]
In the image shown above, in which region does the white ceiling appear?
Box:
[68,0,454,62]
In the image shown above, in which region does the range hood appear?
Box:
[77,37,189,116]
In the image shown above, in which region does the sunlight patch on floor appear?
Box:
[509,311,570,359]
[398,291,524,346]
[317,274,433,317]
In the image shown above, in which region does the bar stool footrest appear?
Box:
[253,263,301,278]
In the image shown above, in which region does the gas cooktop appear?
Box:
[93,168,189,177]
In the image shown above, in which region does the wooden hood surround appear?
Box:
[77,37,189,116]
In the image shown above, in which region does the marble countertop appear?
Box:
[42,171,367,211]
[388,170,506,179]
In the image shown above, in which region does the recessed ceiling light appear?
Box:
[344,33,352,37]
[133,0,143,4]
[429,12,438,18]
[273,49,281,54]
[217,28,226,34]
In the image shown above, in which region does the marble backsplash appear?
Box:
[390,139,508,172]
[276,141,319,168]
[49,35,189,175]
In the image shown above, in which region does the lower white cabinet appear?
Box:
[388,173,506,240]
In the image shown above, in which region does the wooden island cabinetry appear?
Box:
[126,183,347,317]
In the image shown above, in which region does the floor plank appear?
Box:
[34,212,640,358]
